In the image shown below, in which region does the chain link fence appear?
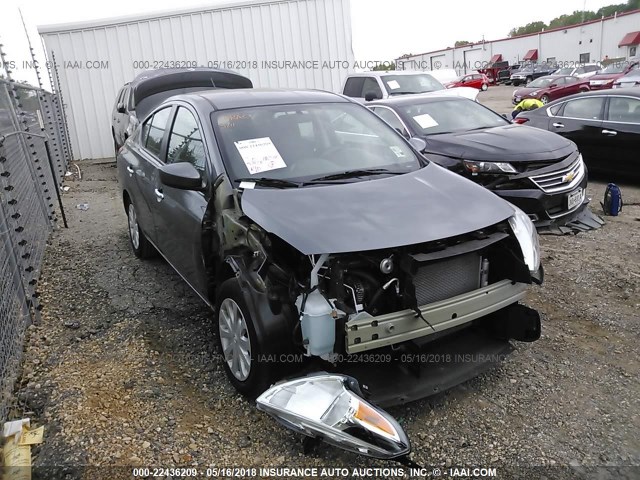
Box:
[0,74,71,422]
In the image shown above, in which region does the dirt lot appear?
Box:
[10,87,640,479]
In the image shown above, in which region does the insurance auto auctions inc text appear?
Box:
[254,466,498,477]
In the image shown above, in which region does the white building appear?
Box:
[39,0,355,160]
[397,9,640,75]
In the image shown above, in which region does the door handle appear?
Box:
[154,188,164,201]
[552,122,565,128]
[126,166,135,175]
[601,129,617,136]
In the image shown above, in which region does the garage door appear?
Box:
[463,49,484,74]
[430,54,446,70]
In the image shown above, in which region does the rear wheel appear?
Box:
[541,95,550,104]
[481,83,488,91]
[215,278,275,397]
[126,201,154,258]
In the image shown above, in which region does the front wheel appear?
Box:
[541,95,550,104]
[126,201,154,258]
[216,279,275,397]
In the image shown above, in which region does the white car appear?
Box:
[552,64,602,79]
[341,70,479,103]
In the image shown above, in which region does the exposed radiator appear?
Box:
[413,253,482,306]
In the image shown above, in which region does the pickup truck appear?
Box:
[341,70,479,103]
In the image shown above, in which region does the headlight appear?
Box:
[463,160,517,174]
[529,90,540,96]
[508,207,541,272]
[257,374,410,459]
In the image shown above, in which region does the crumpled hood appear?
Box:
[240,164,514,255]
[423,124,576,162]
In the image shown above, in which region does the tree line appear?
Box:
[508,0,640,37]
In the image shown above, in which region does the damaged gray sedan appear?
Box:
[117,89,543,459]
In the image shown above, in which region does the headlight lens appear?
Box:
[508,207,541,272]
[464,160,517,174]
[529,90,539,96]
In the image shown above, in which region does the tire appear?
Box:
[215,278,275,398]
[481,83,488,91]
[126,200,154,259]
[541,95,550,104]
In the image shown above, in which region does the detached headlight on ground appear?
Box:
[509,207,541,272]
[464,160,517,174]
[256,373,410,459]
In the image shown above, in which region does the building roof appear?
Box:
[619,31,640,47]
[397,9,640,60]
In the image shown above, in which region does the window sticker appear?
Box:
[387,80,401,90]
[239,181,256,189]
[234,137,287,174]
[413,113,439,129]
[390,146,406,158]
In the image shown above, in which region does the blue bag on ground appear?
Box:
[601,183,622,216]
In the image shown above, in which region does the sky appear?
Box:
[0,0,620,89]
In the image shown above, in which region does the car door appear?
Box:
[599,96,640,176]
[130,106,175,244]
[152,105,211,295]
[552,96,606,170]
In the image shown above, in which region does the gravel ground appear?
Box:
[9,111,640,478]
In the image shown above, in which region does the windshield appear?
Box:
[601,63,627,74]
[211,103,421,183]
[555,67,574,75]
[381,74,444,95]
[398,99,509,135]
[527,78,554,88]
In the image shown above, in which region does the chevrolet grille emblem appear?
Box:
[562,172,575,183]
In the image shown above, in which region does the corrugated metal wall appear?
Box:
[39,0,355,160]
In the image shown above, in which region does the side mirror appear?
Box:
[364,91,380,102]
[117,103,126,114]
[256,373,410,459]
[159,162,203,190]
[408,137,427,152]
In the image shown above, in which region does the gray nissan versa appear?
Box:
[117,88,543,459]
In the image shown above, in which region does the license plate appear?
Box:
[567,188,583,210]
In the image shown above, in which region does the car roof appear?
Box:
[546,88,640,104]
[368,95,468,107]
[170,88,351,111]
[129,68,253,106]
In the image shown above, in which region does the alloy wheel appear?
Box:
[128,203,140,250]
[218,298,252,381]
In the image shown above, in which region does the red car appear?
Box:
[512,75,590,105]
[446,73,490,91]
[589,58,639,90]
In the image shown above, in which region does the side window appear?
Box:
[167,107,206,172]
[548,103,563,116]
[374,108,408,136]
[553,78,566,85]
[343,77,365,98]
[565,76,578,84]
[115,87,125,106]
[144,107,172,158]
[575,67,586,75]
[362,77,383,98]
[607,97,640,123]
[561,98,605,120]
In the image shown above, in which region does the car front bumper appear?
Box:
[345,279,528,354]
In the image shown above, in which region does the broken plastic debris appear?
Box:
[62,186,70,192]
[76,203,89,211]
[64,171,73,177]
[2,418,44,480]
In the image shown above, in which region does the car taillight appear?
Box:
[513,117,529,124]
